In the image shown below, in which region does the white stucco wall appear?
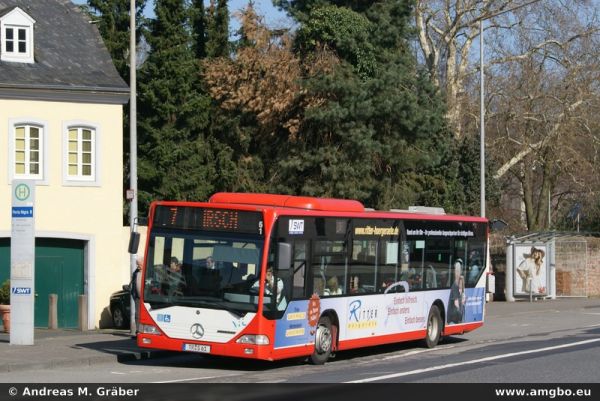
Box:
[0,98,124,328]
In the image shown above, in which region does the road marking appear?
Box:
[345,338,600,383]
[152,374,238,383]
[379,345,456,361]
[110,370,145,375]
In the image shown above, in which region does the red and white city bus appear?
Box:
[136,193,488,364]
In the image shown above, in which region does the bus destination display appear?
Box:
[153,205,263,234]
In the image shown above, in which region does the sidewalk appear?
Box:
[1,298,598,374]
[0,329,174,373]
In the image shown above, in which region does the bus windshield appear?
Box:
[143,230,264,316]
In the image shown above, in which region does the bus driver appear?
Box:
[252,265,286,310]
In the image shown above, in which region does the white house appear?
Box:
[0,0,130,329]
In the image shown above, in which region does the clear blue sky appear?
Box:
[72,1,288,28]
[230,1,288,28]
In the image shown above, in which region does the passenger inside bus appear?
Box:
[401,267,422,290]
[165,256,186,296]
[380,277,395,292]
[467,250,482,285]
[324,276,342,296]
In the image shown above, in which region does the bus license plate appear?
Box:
[183,343,211,353]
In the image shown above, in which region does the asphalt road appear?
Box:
[2,299,599,384]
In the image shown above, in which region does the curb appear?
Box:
[0,349,176,373]
[116,350,175,363]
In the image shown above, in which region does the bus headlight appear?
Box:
[236,334,270,345]
[139,324,161,335]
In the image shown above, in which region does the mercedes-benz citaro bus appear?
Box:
[135,193,488,364]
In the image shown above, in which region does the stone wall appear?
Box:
[555,240,587,297]
[586,238,600,297]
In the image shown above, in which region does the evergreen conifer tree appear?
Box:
[191,0,207,59]
[274,0,485,212]
[138,0,214,213]
[275,1,461,210]
[206,0,230,58]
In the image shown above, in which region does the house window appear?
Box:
[14,125,43,179]
[4,27,27,54]
[5,27,14,52]
[67,127,96,180]
[0,7,36,63]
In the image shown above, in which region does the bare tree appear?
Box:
[415,0,540,139]
[415,0,600,230]
[486,2,600,230]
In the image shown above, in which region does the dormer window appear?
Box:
[0,7,35,64]
[6,27,26,53]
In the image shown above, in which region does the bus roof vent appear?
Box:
[407,206,446,215]
[209,192,365,213]
[389,207,446,215]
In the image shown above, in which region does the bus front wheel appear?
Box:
[424,305,442,348]
[310,316,333,365]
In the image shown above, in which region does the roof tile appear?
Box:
[0,0,128,93]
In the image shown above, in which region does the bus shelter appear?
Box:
[505,233,557,302]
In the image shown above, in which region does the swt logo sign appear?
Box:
[12,287,32,295]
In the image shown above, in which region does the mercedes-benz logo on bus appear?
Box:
[190,323,205,339]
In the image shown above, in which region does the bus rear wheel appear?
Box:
[424,305,442,348]
[310,316,333,365]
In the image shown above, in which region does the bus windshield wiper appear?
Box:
[147,300,170,310]
[175,298,245,318]
[211,301,246,318]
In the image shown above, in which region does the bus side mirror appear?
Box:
[128,232,140,254]
[277,243,291,270]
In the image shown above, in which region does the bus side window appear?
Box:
[313,277,324,295]
[311,254,327,296]
[292,241,307,299]
[378,241,399,292]
[423,238,453,289]
[424,265,438,289]
[350,240,377,294]
[408,267,422,289]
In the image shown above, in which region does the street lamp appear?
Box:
[129,0,138,336]
[480,20,485,218]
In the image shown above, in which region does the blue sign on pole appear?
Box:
[12,207,34,218]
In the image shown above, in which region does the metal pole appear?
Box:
[506,238,515,302]
[548,188,551,227]
[549,237,556,300]
[129,0,138,336]
[480,19,486,218]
